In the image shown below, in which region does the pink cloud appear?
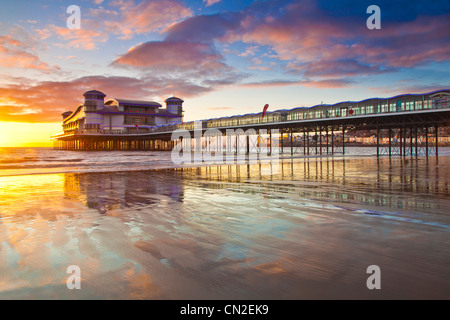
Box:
[49,25,108,50]
[112,41,227,73]
[203,0,221,7]
[355,15,450,68]
[225,1,450,79]
[0,34,58,71]
[105,0,192,39]
[111,40,242,95]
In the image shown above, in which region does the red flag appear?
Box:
[262,104,269,118]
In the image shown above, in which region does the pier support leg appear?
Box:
[331,128,334,155]
[319,127,322,155]
[290,128,293,156]
[415,127,418,157]
[388,128,392,157]
[342,127,345,155]
[399,127,402,157]
[410,127,413,157]
[307,128,310,155]
[403,128,406,157]
[246,134,250,155]
[377,127,380,157]
[269,129,272,155]
[315,128,318,155]
[435,125,439,157]
[303,130,306,155]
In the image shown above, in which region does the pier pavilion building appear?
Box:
[61,90,184,135]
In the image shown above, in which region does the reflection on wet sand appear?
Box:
[0,156,449,299]
[182,157,448,213]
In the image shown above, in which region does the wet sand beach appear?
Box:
[0,150,449,299]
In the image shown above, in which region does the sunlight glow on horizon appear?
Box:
[0,121,60,147]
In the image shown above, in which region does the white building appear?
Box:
[61,90,184,134]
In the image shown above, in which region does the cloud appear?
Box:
[242,78,354,89]
[0,34,58,71]
[111,11,245,99]
[32,1,190,50]
[356,15,450,68]
[105,0,192,39]
[0,76,148,122]
[203,0,221,7]
[48,25,108,50]
[299,59,388,78]
[0,73,236,123]
[112,40,243,97]
[112,41,228,73]
[164,11,242,43]
[34,28,52,40]
[225,0,450,79]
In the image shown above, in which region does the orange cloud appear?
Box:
[49,25,108,50]
[0,72,236,123]
[0,35,57,71]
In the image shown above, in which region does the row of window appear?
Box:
[107,94,448,134]
[124,116,154,125]
[63,121,79,132]
[123,106,156,114]
[166,101,182,105]
[85,124,101,129]
[85,95,105,100]
[181,97,442,129]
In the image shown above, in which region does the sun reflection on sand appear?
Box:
[0,157,449,299]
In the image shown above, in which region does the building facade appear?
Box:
[61,90,184,135]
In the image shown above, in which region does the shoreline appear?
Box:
[1,152,446,178]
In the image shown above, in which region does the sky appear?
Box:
[0,0,449,146]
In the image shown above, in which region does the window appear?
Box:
[125,106,151,113]
[416,100,422,109]
[124,116,153,125]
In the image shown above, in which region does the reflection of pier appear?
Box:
[63,170,184,215]
[60,157,448,214]
[52,89,450,157]
[177,157,447,212]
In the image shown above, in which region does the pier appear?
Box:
[52,89,450,157]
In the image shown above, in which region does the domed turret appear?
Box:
[83,89,106,131]
[165,97,184,117]
[83,90,106,99]
[83,89,106,112]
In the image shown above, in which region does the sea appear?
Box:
[0,146,449,299]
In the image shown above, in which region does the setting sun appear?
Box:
[0,121,60,147]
